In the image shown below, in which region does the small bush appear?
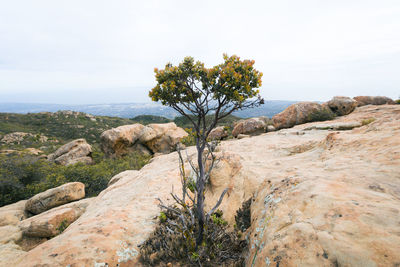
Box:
[139,207,247,266]
[361,118,375,126]
[395,99,400,105]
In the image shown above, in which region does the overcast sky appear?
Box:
[0,0,399,104]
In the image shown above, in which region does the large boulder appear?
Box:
[232,117,269,137]
[0,200,28,227]
[100,124,145,157]
[353,96,395,106]
[139,123,188,153]
[326,96,357,116]
[20,198,92,238]
[25,182,85,214]
[272,102,333,130]
[48,139,93,165]
[208,126,229,140]
[100,122,188,156]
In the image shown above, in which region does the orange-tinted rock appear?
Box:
[272,102,332,130]
[326,96,357,116]
[354,95,395,106]
[25,182,85,214]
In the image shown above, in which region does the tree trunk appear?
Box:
[196,143,205,247]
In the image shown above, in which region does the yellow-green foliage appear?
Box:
[361,118,376,126]
[56,219,70,233]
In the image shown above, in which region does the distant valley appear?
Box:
[0,100,297,119]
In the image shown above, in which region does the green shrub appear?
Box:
[0,151,150,207]
[361,118,375,126]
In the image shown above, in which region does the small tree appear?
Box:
[149,54,263,247]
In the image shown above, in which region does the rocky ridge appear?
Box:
[1,104,397,266]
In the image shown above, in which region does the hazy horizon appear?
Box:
[1,0,399,104]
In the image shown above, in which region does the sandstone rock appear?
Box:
[108,170,139,187]
[11,105,400,266]
[0,243,26,266]
[23,148,44,155]
[272,102,332,130]
[65,156,93,166]
[20,198,92,238]
[326,96,357,116]
[139,123,188,154]
[0,132,32,144]
[0,200,28,226]
[303,122,362,131]
[100,124,145,157]
[208,126,228,140]
[354,95,395,106]
[266,125,276,132]
[237,134,250,139]
[232,117,268,137]
[0,225,22,244]
[48,139,92,165]
[25,182,85,214]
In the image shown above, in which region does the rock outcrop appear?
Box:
[232,117,269,137]
[354,95,395,106]
[20,198,92,238]
[0,132,32,144]
[208,126,229,140]
[272,102,333,130]
[0,200,28,226]
[101,122,187,157]
[47,139,93,165]
[326,96,357,116]
[100,124,145,157]
[25,182,85,214]
[2,104,400,266]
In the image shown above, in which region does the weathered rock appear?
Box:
[326,96,357,116]
[232,117,268,137]
[354,95,395,106]
[208,126,228,140]
[0,200,28,226]
[303,121,362,131]
[0,243,26,266]
[237,134,250,139]
[100,124,145,157]
[10,105,400,266]
[65,156,93,166]
[139,123,188,154]
[0,132,32,144]
[272,102,333,130]
[266,125,276,132]
[0,225,22,244]
[23,148,44,155]
[48,139,92,165]
[108,170,139,187]
[20,198,92,238]
[25,182,85,214]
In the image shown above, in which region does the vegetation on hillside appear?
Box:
[0,111,134,152]
[0,150,150,207]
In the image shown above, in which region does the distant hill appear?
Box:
[0,100,296,119]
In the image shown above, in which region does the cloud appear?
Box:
[0,0,399,103]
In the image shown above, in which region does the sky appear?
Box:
[0,0,399,104]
